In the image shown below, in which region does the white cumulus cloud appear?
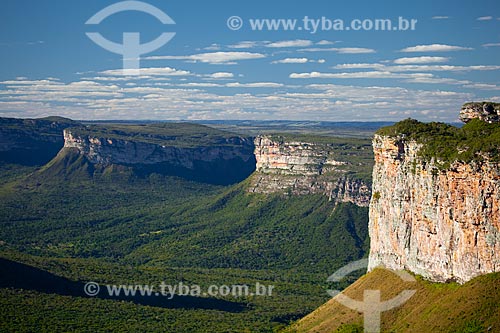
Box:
[145,52,266,64]
[266,39,313,48]
[225,82,284,88]
[228,41,264,49]
[208,72,234,79]
[300,47,376,54]
[333,63,500,72]
[289,71,432,79]
[400,44,473,52]
[316,40,336,45]
[100,67,192,77]
[393,56,450,64]
[272,58,309,64]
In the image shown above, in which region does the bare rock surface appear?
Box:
[368,134,500,283]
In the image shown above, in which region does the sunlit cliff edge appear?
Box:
[368,102,500,284]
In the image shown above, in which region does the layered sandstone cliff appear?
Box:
[368,134,500,283]
[63,129,254,168]
[248,135,372,206]
[61,125,256,184]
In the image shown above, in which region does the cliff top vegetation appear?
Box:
[376,118,500,167]
[67,123,249,148]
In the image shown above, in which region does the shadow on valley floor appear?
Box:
[0,258,247,312]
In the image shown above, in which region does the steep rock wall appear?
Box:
[63,129,256,185]
[249,136,371,206]
[368,134,500,283]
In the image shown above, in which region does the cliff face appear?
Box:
[64,129,254,168]
[253,136,346,175]
[460,102,500,123]
[248,136,371,206]
[368,135,500,283]
[62,127,256,185]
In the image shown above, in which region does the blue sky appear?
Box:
[0,0,499,121]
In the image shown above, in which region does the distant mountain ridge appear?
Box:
[1,116,375,193]
[0,116,375,331]
[0,116,77,165]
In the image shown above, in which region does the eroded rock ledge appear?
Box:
[460,102,500,124]
[62,125,256,185]
[248,135,371,207]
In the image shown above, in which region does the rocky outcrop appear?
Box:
[62,127,256,185]
[248,136,371,206]
[64,130,253,167]
[368,134,500,283]
[254,136,346,175]
[460,102,500,123]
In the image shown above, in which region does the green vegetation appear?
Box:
[287,268,500,333]
[0,133,371,331]
[69,122,249,148]
[0,118,375,331]
[0,166,368,273]
[268,133,372,146]
[0,167,368,331]
[376,118,500,168]
[0,116,76,131]
[0,251,330,333]
[0,117,76,166]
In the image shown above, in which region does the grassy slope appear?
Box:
[287,268,500,333]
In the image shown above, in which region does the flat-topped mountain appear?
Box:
[369,115,500,283]
[287,103,500,332]
[0,116,374,198]
[249,134,372,206]
[59,123,256,185]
